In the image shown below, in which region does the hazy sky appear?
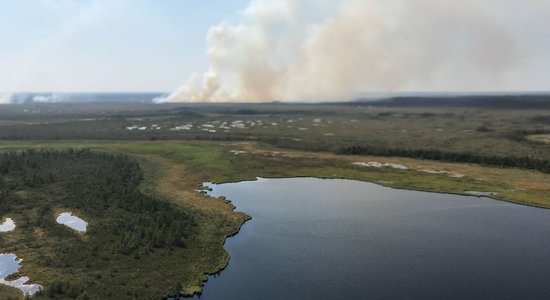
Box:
[0,0,248,92]
[1,0,549,99]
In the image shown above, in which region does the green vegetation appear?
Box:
[1,140,549,208]
[0,150,197,299]
[0,100,549,162]
[361,94,550,109]
[0,285,21,300]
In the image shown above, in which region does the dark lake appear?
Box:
[194,178,550,300]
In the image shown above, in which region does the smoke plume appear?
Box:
[165,0,550,103]
[0,93,13,104]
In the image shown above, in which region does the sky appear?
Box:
[0,0,249,93]
[1,0,549,102]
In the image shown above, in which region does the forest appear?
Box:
[361,94,550,109]
[0,150,196,299]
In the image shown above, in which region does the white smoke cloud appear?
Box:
[32,94,62,103]
[0,93,13,104]
[165,0,550,103]
[152,95,169,104]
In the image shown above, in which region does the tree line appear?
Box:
[339,145,550,174]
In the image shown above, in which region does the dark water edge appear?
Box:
[186,178,550,300]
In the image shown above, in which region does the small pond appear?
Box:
[0,218,15,233]
[56,212,88,232]
[0,253,43,296]
[193,177,550,300]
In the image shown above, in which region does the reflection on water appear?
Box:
[56,212,88,232]
[195,177,550,300]
[0,253,43,296]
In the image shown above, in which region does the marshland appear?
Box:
[0,96,549,298]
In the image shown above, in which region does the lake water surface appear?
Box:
[196,178,550,300]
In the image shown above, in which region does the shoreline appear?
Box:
[205,176,549,210]
[181,215,252,298]
[180,185,252,298]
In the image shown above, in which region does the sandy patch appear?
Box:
[420,169,466,178]
[353,162,409,170]
[465,191,498,197]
